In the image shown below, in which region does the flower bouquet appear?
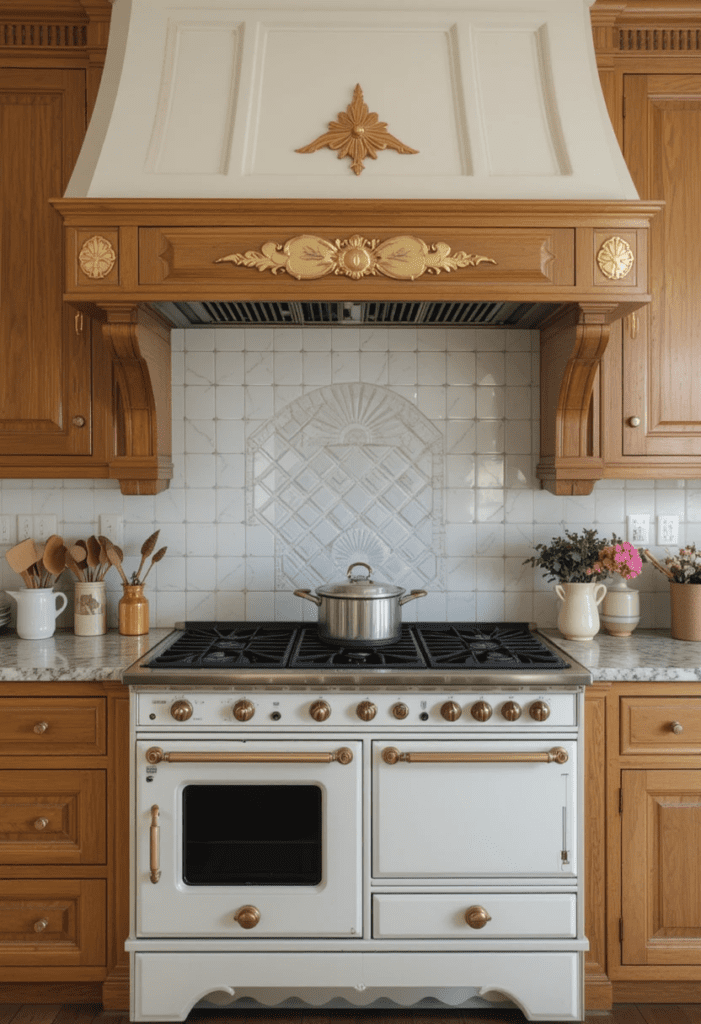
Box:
[644,544,701,640]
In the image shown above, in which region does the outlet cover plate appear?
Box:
[627,513,650,545]
[658,514,679,546]
[99,514,123,548]
[16,515,33,542]
[0,515,15,545]
[34,515,57,543]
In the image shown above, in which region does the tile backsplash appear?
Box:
[0,325,693,630]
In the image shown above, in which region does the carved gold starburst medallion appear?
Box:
[78,235,117,280]
[596,236,635,280]
[215,235,497,281]
[295,84,418,175]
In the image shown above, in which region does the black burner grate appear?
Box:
[288,625,426,669]
[146,622,298,669]
[415,622,570,670]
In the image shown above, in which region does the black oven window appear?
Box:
[182,784,322,885]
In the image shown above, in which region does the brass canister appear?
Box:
[119,584,149,635]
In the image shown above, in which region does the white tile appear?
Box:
[155,488,186,524]
[244,328,273,351]
[217,591,246,619]
[445,524,476,557]
[504,420,532,455]
[216,420,245,454]
[171,351,185,386]
[388,352,417,385]
[360,352,388,385]
[303,352,332,385]
[446,454,476,488]
[273,328,303,351]
[447,386,475,419]
[475,591,505,619]
[245,351,274,385]
[505,351,532,385]
[274,385,304,410]
[388,329,417,351]
[217,523,246,555]
[214,328,245,351]
[595,490,626,522]
[216,488,245,523]
[215,351,244,384]
[446,421,476,454]
[446,489,475,524]
[655,489,686,517]
[185,386,215,420]
[155,592,186,628]
[446,556,476,590]
[476,386,505,420]
[332,351,360,383]
[418,592,447,620]
[505,455,534,489]
[418,351,446,385]
[184,328,216,351]
[476,523,505,555]
[446,351,475,385]
[274,351,303,385]
[185,420,216,454]
[275,591,305,619]
[504,489,534,524]
[246,592,276,619]
[504,556,534,592]
[303,328,332,351]
[186,591,218,618]
[185,351,215,385]
[504,524,534,557]
[360,328,389,351]
[476,352,505,386]
[154,557,186,592]
[216,556,246,590]
[170,328,185,352]
[417,386,446,420]
[246,524,274,556]
[184,454,216,489]
[333,328,360,350]
[186,556,217,591]
[504,386,531,419]
[216,454,245,488]
[161,523,186,558]
[446,591,476,619]
[563,493,596,523]
[504,592,534,620]
[532,490,564,524]
[244,387,274,420]
[417,328,447,351]
[185,489,216,523]
[533,591,558,628]
[476,456,504,489]
[476,421,505,454]
[476,489,505,523]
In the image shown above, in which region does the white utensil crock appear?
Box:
[554,581,607,641]
[74,581,107,636]
[601,575,640,637]
[6,588,68,640]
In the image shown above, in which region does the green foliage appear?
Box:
[523,528,616,584]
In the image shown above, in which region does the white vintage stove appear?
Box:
[123,621,590,1022]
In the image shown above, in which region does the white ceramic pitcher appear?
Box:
[554,581,607,641]
[6,588,68,640]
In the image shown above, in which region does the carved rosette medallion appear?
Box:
[78,235,117,280]
[295,84,418,176]
[215,235,496,282]
[596,236,634,280]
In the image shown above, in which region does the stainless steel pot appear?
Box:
[293,562,427,647]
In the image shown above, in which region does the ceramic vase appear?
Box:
[669,582,701,641]
[601,576,640,637]
[554,581,607,641]
[118,584,149,636]
[74,581,107,636]
[6,587,68,640]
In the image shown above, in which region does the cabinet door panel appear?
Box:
[622,769,701,965]
[0,68,91,456]
[622,75,701,456]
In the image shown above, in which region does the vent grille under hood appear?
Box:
[154,300,558,329]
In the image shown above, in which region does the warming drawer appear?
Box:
[372,893,577,939]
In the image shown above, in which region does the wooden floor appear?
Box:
[1,1005,701,1024]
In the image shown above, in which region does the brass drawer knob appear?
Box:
[234,905,260,929]
[33,817,49,831]
[33,918,49,933]
[465,905,492,929]
[628,416,641,428]
[671,721,684,735]
[72,415,86,428]
[33,722,49,734]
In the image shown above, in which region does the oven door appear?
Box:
[372,739,576,879]
[135,739,361,937]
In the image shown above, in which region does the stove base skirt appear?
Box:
[130,951,584,1022]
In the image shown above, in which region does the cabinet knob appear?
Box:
[628,416,641,428]
[33,722,48,734]
[72,415,86,428]
[234,905,260,929]
[464,905,492,929]
[671,721,684,735]
[33,918,49,933]
[33,817,49,831]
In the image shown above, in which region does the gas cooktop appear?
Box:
[123,622,591,689]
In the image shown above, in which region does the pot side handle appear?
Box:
[293,589,322,606]
[399,589,428,606]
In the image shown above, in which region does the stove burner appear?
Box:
[289,626,426,669]
[416,623,570,670]
[146,623,298,670]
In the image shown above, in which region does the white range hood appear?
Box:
[66,0,638,201]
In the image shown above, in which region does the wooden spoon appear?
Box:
[64,548,85,582]
[5,538,40,588]
[105,542,129,586]
[86,536,101,579]
[69,543,88,574]
[43,539,66,583]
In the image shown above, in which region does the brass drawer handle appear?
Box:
[150,804,160,884]
[465,905,492,929]
[146,746,353,765]
[381,747,568,765]
[33,722,49,734]
[72,415,86,428]
[234,905,260,929]
[33,817,49,831]
[670,721,684,735]
[33,918,48,933]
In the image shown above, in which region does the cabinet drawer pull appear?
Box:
[628,416,641,428]
[670,721,684,735]
[150,804,160,884]
[33,722,49,734]
[146,746,353,765]
[72,415,86,428]
[33,918,48,933]
[33,817,49,831]
[381,746,568,765]
[465,905,492,929]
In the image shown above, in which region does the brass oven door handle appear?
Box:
[146,746,353,765]
[381,747,569,765]
[150,804,160,884]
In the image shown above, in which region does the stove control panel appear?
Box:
[137,692,577,728]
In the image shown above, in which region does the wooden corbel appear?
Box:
[98,302,173,495]
[537,303,620,496]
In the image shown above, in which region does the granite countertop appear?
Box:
[0,627,173,681]
[0,625,700,683]
[541,627,701,682]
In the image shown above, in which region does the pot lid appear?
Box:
[316,563,405,600]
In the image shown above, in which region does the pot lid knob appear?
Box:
[347,562,373,583]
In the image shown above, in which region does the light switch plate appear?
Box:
[99,514,123,547]
[16,515,33,542]
[658,514,679,546]
[34,515,57,543]
[627,513,650,545]
[0,515,15,545]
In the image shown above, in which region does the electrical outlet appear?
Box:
[16,515,33,542]
[99,514,123,547]
[33,515,57,543]
[0,515,16,545]
[627,513,650,545]
[658,514,679,546]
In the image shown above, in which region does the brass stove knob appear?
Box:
[310,700,331,722]
[501,700,522,722]
[170,700,193,722]
[464,905,492,930]
[440,700,462,722]
[392,702,409,720]
[471,700,493,722]
[234,905,260,929]
[233,699,255,722]
[529,700,551,722]
[356,700,377,721]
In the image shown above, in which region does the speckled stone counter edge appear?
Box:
[541,627,701,681]
[0,627,173,681]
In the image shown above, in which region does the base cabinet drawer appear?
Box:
[620,698,701,755]
[0,698,106,755]
[0,769,106,864]
[0,878,106,966]
[372,893,577,939]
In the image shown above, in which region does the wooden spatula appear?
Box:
[5,538,40,588]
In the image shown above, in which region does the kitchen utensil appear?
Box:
[42,539,67,582]
[134,530,160,583]
[104,541,129,585]
[5,538,41,588]
[140,545,167,585]
[294,562,427,647]
[86,535,101,576]
[69,543,88,573]
[65,549,85,582]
